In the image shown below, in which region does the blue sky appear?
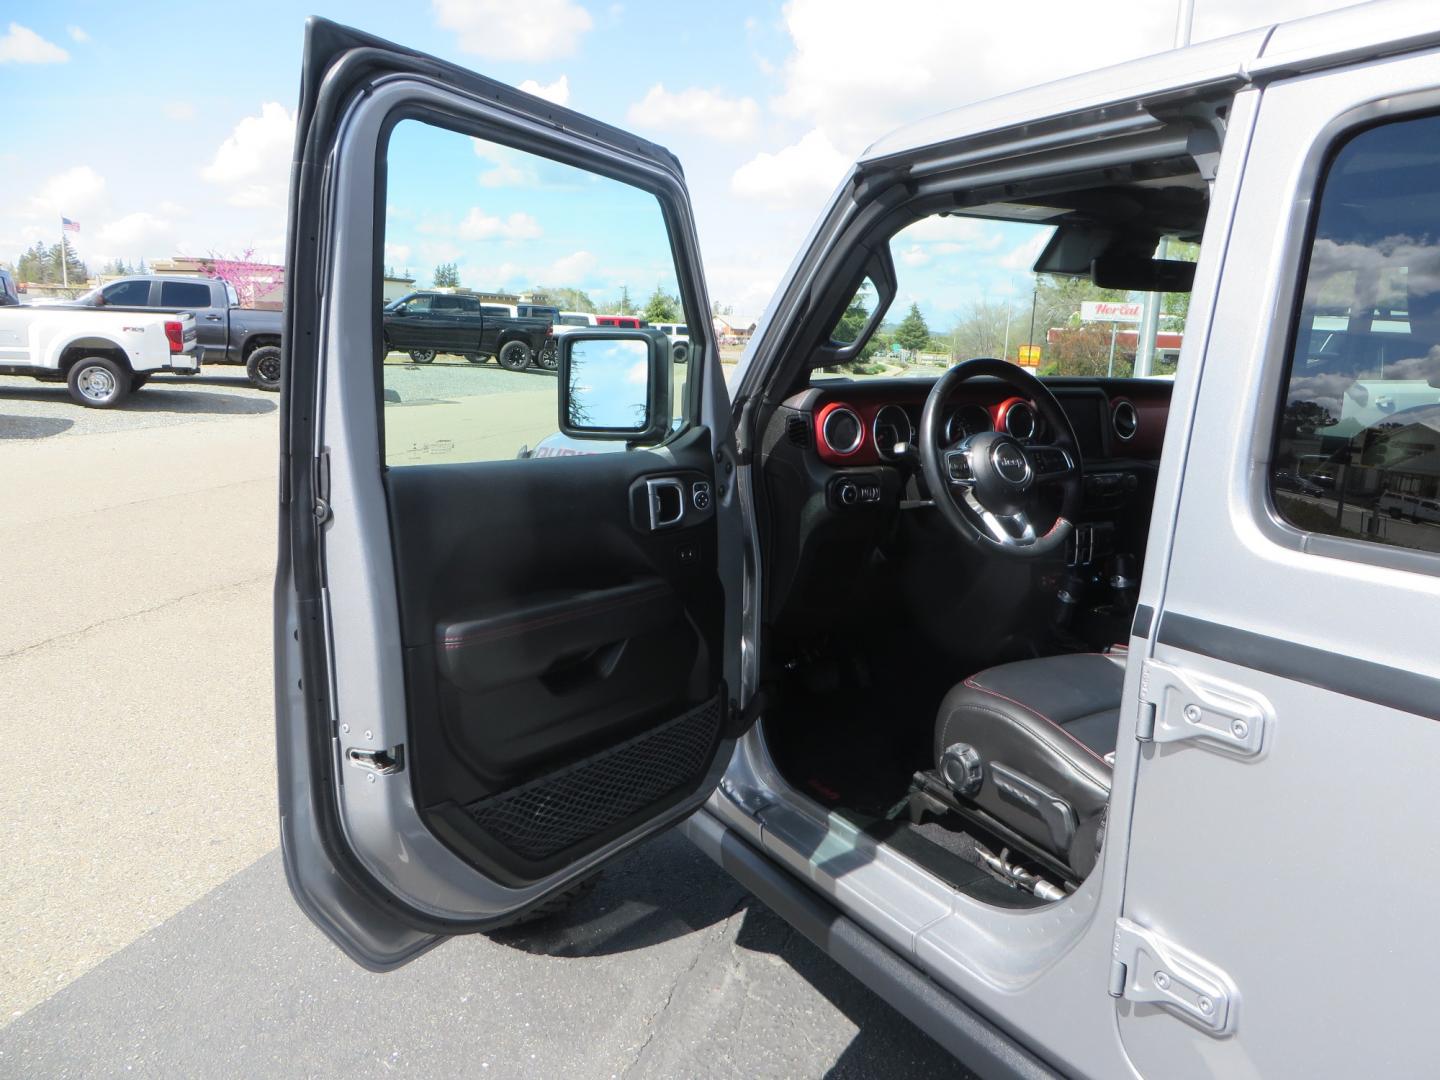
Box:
[1,0,1360,325]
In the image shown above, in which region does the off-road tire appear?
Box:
[66,355,131,409]
[246,345,282,392]
[409,349,437,364]
[498,340,532,371]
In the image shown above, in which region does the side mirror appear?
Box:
[558,328,672,444]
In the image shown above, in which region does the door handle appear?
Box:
[205,314,222,321]
[645,477,685,530]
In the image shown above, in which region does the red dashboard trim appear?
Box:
[814,401,868,464]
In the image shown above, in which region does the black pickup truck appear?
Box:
[67,275,284,390]
[382,291,553,370]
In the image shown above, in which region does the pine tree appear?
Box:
[893,302,931,354]
[642,284,680,323]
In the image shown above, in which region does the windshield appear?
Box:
[816,215,1196,382]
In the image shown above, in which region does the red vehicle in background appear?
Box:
[595,315,644,328]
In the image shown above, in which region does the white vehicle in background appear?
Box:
[652,321,691,363]
[0,305,198,407]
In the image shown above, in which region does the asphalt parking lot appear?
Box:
[0,366,973,1078]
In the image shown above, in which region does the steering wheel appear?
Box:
[919,358,1083,559]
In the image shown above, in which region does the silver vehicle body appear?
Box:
[278,5,1440,1077]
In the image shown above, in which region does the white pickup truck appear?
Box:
[0,305,198,407]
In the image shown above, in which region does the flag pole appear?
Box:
[60,220,68,289]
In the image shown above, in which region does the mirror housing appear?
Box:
[557,328,673,444]
[1091,255,1196,293]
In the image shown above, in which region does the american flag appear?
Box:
[61,217,80,233]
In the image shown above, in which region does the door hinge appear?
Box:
[313,448,331,525]
[346,744,404,775]
[1109,918,1237,1036]
[1136,659,1269,756]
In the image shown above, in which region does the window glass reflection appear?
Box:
[1272,114,1440,554]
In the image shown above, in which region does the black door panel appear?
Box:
[383,427,725,885]
[437,579,683,693]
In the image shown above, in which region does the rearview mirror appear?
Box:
[1090,256,1196,293]
[558,329,673,444]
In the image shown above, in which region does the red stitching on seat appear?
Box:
[962,676,1108,765]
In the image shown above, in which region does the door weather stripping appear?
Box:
[1136,659,1269,756]
[1109,918,1237,1036]
[346,745,404,775]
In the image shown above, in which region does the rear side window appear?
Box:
[1271,113,1440,556]
[102,280,151,306]
[160,281,213,308]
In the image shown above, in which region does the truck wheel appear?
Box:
[66,356,131,408]
[409,349,436,364]
[538,343,558,371]
[498,340,532,371]
[464,352,485,364]
[246,345,282,392]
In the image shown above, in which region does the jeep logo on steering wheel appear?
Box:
[991,443,1030,485]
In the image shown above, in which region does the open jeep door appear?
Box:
[275,18,742,968]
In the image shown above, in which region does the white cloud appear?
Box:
[731,128,849,208]
[765,0,1362,164]
[999,232,1053,271]
[385,242,412,267]
[0,23,68,64]
[769,0,1173,156]
[66,25,88,43]
[27,165,106,218]
[518,75,570,106]
[472,140,537,188]
[899,245,930,268]
[457,208,543,241]
[548,250,596,282]
[626,84,760,141]
[419,241,464,265]
[164,101,197,121]
[1191,0,1364,42]
[433,0,593,61]
[95,212,176,254]
[201,103,296,209]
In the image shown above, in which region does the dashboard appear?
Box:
[806,377,1168,467]
[757,375,1172,642]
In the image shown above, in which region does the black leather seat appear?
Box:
[933,653,1125,877]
